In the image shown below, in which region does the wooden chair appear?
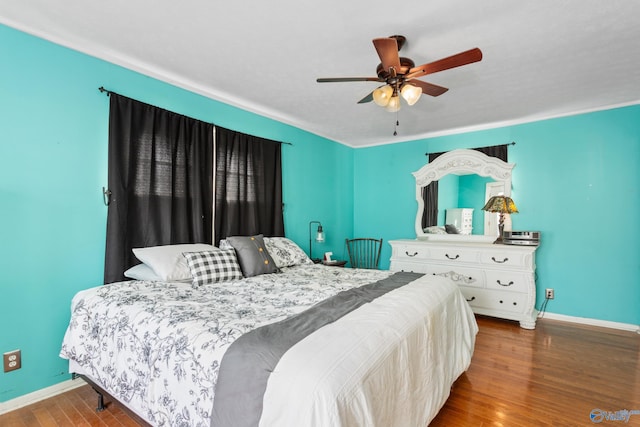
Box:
[345,238,383,269]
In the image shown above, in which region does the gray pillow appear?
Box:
[226,234,279,277]
[445,224,460,234]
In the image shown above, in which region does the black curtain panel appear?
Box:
[104,94,214,283]
[421,152,442,229]
[214,127,284,244]
[422,144,509,229]
[474,144,508,161]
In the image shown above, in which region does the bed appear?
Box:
[60,236,478,427]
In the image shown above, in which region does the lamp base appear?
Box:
[493,223,505,244]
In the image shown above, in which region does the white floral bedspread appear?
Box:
[60,264,391,427]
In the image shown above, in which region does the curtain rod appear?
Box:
[98,86,293,146]
[98,86,113,95]
[424,141,515,157]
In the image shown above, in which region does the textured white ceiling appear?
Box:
[2,0,640,147]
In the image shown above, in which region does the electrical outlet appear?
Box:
[3,350,22,373]
[545,288,555,300]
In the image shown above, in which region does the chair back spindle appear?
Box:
[345,238,383,269]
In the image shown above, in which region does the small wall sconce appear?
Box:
[308,221,325,262]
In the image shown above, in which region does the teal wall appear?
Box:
[353,106,640,326]
[0,24,353,402]
[2,22,639,404]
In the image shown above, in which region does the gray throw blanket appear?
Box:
[210,271,424,427]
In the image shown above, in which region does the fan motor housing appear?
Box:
[376,57,415,79]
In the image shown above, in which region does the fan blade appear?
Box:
[373,38,401,73]
[357,91,374,104]
[405,48,483,79]
[406,80,449,97]
[317,77,381,83]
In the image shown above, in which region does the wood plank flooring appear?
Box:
[1,315,638,426]
[0,383,143,427]
[430,316,640,426]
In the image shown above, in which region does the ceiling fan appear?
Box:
[317,35,482,112]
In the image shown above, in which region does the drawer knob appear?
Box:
[496,280,514,287]
[405,251,418,257]
[491,256,509,263]
[445,253,460,260]
[466,296,476,302]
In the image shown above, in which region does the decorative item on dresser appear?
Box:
[389,239,538,329]
[482,195,519,243]
[397,148,540,329]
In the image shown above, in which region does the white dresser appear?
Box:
[389,239,538,329]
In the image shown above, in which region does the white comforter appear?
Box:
[60,265,477,426]
[260,273,477,427]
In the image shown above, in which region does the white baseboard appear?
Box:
[0,377,86,415]
[541,312,640,333]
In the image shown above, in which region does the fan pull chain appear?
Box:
[393,111,399,136]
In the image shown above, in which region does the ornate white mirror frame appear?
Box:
[413,149,516,242]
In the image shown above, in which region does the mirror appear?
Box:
[413,149,515,242]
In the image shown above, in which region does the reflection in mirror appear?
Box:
[437,174,497,235]
[413,149,515,242]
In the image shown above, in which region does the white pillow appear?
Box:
[124,263,193,283]
[124,263,161,281]
[132,243,218,281]
[423,226,448,235]
[263,237,313,268]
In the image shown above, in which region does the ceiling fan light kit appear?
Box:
[401,84,421,106]
[317,35,483,116]
[385,94,401,112]
[372,85,394,107]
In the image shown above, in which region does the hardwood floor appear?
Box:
[1,315,638,426]
[0,383,144,427]
[430,316,640,426]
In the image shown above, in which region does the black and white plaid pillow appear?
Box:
[183,250,243,286]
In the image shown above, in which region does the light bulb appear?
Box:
[372,85,393,107]
[401,84,422,106]
[385,96,401,112]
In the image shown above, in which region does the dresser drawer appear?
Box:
[429,247,479,264]
[485,271,531,292]
[426,266,484,288]
[390,260,429,274]
[479,249,532,269]
[392,244,431,261]
[459,287,528,314]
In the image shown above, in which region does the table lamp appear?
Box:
[482,196,518,244]
[308,221,325,262]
